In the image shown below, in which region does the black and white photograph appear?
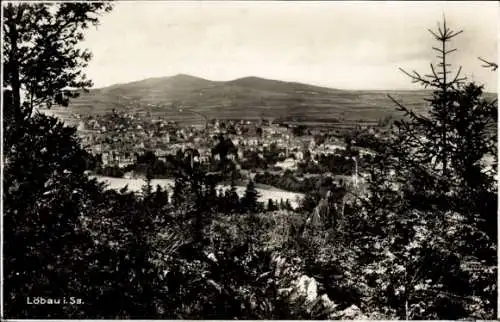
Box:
[1,0,498,319]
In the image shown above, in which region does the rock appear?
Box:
[330,304,367,320]
[318,293,337,311]
[291,275,318,303]
[278,287,293,296]
[207,252,218,263]
[311,294,338,316]
[207,279,222,294]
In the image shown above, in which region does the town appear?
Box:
[75,108,379,188]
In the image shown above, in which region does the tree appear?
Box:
[140,150,157,165]
[225,179,241,213]
[203,173,218,211]
[256,126,263,137]
[313,134,326,146]
[387,18,497,225]
[151,184,169,209]
[292,125,307,137]
[283,199,293,211]
[3,108,108,318]
[241,180,260,213]
[3,2,113,119]
[1,3,167,319]
[83,188,167,318]
[279,198,286,210]
[361,18,497,319]
[267,199,278,212]
[212,135,236,163]
[299,192,320,213]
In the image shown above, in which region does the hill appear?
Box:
[59,74,495,126]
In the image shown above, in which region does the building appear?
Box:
[276,158,298,171]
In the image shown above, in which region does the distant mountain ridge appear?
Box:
[65,74,495,124]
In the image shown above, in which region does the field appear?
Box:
[93,175,304,208]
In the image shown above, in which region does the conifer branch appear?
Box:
[428,29,440,40]
[448,30,463,38]
[387,94,432,129]
[429,64,440,82]
[399,68,433,88]
[449,66,464,85]
[432,47,444,54]
[478,57,498,71]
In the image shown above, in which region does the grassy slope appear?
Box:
[59,74,496,125]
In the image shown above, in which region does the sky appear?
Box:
[81,1,499,91]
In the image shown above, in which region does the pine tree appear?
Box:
[299,192,319,213]
[171,176,187,207]
[386,18,497,222]
[363,18,497,319]
[267,199,278,212]
[202,173,218,212]
[241,180,260,213]
[151,184,169,209]
[141,169,154,198]
[226,179,241,213]
[279,198,286,210]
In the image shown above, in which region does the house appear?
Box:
[101,151,111,166]
[199,154,210,163]
[237,149,244,160]
[359,148,375,157]
[276,158,298,171]
[118,154,135,168]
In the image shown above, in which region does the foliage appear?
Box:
[3,109,104,318]
[3,2,113,117]
[357,18,498,319]
[241,180,262,213]
[267,199,279,212]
